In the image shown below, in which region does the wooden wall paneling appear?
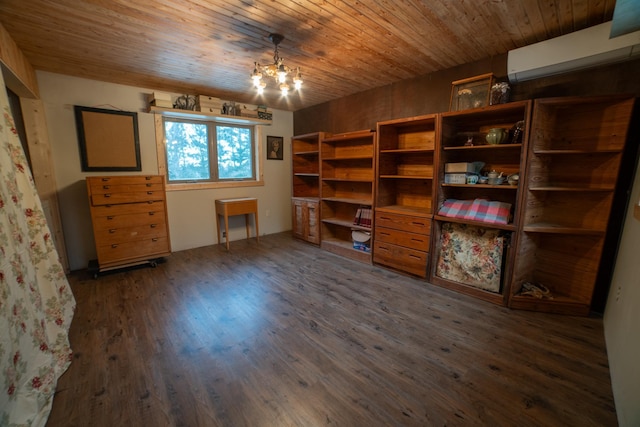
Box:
[0,22,38,98]
[20,98,70,273]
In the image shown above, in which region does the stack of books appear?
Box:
[196,95,223,114]
[353,206,372,228]
[148,91,173,109]
[257,104,273,120]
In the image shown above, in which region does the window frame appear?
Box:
[154,112,265,191]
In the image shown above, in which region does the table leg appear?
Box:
[254,212,260,243]
[224,212,230,251]
[244,213,251,240]
[216,213,222,245]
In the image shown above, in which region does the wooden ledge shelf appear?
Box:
[149,106,272,125]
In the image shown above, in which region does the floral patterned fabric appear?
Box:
[435,222,505,293]
[0,73,75,426]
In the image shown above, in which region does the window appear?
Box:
[163,118,255,183]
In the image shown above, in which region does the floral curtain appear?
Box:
[0,74,75,426]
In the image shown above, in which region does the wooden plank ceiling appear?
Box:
[0,0,616,111]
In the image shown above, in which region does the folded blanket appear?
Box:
[438,198,511,224]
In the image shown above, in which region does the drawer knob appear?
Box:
[152,238,158,242]
[148,211,155,216]
[111,244,118,248]
[102,185,110,189]
[145,176,152,180]
[150,224,157,228]
[147,191,153,195]
[107,216,114,220]
[104,194,111,198]
[101,178,109,182]
[109,229,116,233]
[146,183,152,187]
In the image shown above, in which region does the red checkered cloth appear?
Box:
[438,199,511,224]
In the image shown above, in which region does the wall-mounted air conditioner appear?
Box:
[507,21,640,83]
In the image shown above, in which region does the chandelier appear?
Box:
[251,33,302,96]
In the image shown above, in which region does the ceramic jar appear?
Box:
[486,127,507,145]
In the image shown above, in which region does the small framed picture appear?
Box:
[267,135,283,160]
[449,73,494,112]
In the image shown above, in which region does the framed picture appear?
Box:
[74,105,141,171]
[449,73,494,112]
[267,135,284,160]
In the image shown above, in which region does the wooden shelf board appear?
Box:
[322,155,373,161]
[509,295,590,316]
[294,150,319,156]
[294,172,319,177]
[380,148,435,154]
[322,177,373,183]
[321,238,372,263]
[323,130,375,142]
[430,275,505,306]
[149,106,272,125]
[522,223,605,235]
[528,186,614,192]
[533,149,622,155]
[442,183,517,189]
[322,197,372,205]
[375,205,432,217]
[434,215,516,231]
[380,175,433,180]
[322,217,372,231]
[443,143,522,151]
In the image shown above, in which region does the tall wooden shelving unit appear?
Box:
[291,132,328,245]
[374,114,438,277]
[320,129,376,263]
[509,95,635,315]
[431,101,532,305]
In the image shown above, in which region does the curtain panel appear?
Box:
[0,74,75,426]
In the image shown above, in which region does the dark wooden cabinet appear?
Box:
[320,130,376,263]
[430,101,532,305]
[509,95,635,315]
[291,132,326,244]
[374,114,438,277]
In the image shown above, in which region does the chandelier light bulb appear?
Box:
[250,33,302,96]
[293,67,303,90]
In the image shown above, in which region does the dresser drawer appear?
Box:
[375,226,430,251]
[373,241,428,278]
[92,210,166,230]
[97,236,171,267]
[87,175,162,187]
[94,222,168,245]
[90,186,165,205]
[91,200,166,217]
[375,212,431,235]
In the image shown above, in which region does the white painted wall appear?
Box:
[605,160,640,427]
[37,71,293,271]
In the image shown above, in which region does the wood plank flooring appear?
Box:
[47,232,616,426]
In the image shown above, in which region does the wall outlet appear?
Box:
[222,231,226,237]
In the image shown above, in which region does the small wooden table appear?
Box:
[215,198,260,250]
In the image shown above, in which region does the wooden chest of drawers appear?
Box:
[373,211,431,278]
[86,175,171,273]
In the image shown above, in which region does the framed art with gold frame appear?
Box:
[449,73,494,112]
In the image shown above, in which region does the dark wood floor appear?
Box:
[47,232,616,427]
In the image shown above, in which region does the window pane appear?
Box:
[216,126,254,179]
[164,120,210,181]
